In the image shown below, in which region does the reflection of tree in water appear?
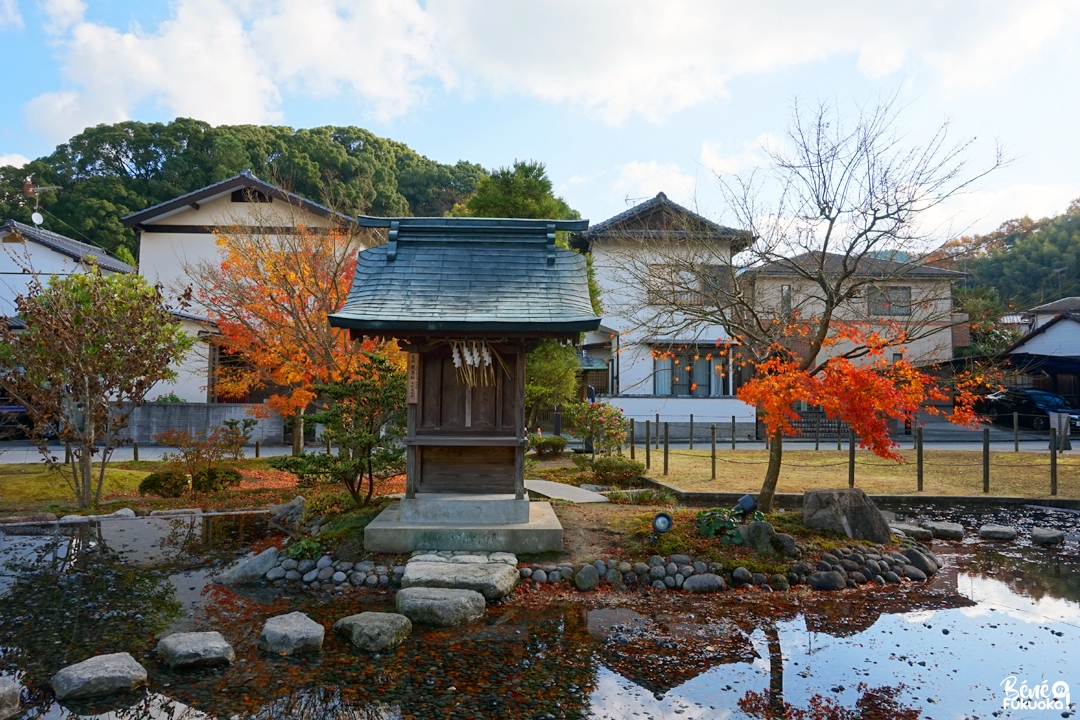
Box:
[739,682,921,719]
[962,546,1080,604]
[0,523,181,698]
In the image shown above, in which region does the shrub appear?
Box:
[191,467,242,494]
[606,487,677,505]
[284,538,322,560]
[529,434,568,457]
[591,456,644,487]
[302,488,354,521]
[565,401,628,457]
[138,471,188,498]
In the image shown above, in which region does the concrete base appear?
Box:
[399,494,531,524]
[365,501,563,554]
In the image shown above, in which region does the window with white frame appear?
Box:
[653,350,729,396]
[868,286,912,316]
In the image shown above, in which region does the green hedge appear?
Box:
[591,457,645,487]
[138,471,188,498]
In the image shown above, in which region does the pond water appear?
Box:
[0,508,1078,719]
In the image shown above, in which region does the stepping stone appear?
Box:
[890,523,932,541]
[157,631,235,668]
[401,561,518,600]
[396,587,486,627]
[215,547,279,586]
[333,612,412,652]
[524,479,609,503]
[979,525,1018,541]
[921,521,964,540]
[449,555,491,564]
[257,612,324,655]
[408,554,447,563]
[489,552,518,565]
[1031,527,1065,546]
[0,677,19,720]
[51,652,147,700]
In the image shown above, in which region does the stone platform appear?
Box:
[364,500,563,554]
[400,493,531,524]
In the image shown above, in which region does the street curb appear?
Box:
[639,476,1080,511]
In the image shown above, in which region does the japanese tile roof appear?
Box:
[329,216,601,335]
[1028,296,1080,313]
[120,170,352,227]
[752,251,964,279]
[0,219,134,273]
[572,192,749,250]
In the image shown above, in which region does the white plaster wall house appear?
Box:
[571,193,759,438]
[0,219,134,316]
[1003,312,1080,406]
[120,170,353,404]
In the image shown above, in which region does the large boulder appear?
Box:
[739,521,799,556]
[401,561,518,600]
[215,547,279,586]
[157,632,235,668]
[51,653,147,700]
[0,677,19,720]
[257,612,324,655]
[802,489,891,544]
[396,587,486,627]
[903,548,939,576]
[333,612,412,652]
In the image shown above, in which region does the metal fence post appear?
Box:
[982,428,990,494]
[916,426,923,492]
[255,440,261,458]
[663,422,670,476]
[814,415,820,451]
[629,419,635,460]
[645,420,651,470]
[689,413,694,450]
[837,425,842,451]
[133,442,139,463]
[1050,427,1058,496]
[711,424,717,480]
[1013,411,1019,453]
[655,413,660,449]
[848,428,856,488]
[731,415,736,450]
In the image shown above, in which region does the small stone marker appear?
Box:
[156,631,236,668]
[51,652,148,700]
[257,612,324,655]
[979,524,1018,541]
[396,587,486,627]
[1031,527,1065,546]
[0,676,20,720]
[333,612,412,652]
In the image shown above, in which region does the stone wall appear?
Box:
[118,403,284,445]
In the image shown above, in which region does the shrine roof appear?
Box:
[329,216,601,336]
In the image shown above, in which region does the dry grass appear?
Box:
[649,448,1080,498]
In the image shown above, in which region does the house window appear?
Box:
[654,350,728,396]
[780,284,792,314]
[647,264,703,306]
[231,188,272,203]
[868,286,912,316]
[892,353,903,364]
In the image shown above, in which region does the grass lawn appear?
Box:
[647,448,1080,498]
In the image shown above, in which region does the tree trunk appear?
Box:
[292,409,304,456]
[365,452,375,505]
[765,624,785,716]
[78,445,93,509]
[757,426,784,513]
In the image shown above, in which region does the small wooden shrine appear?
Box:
[329,216,599,551]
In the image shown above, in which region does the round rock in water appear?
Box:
[257,612,325,655]
[333,612,412,651]
[51,652,148,700]
[1031,526,1065,546]
[0,676,20,720]
[396,587,486,627]
[157,631,235,668]
[904,565,927,581]
[808,571,846,591]
[979,524,1018,541]
[574,564,599,591]
[683,573,725,593]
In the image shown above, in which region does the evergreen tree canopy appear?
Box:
[452,160,579,220]
[0,118,487,257]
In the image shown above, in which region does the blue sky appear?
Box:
[1,0,1079,235]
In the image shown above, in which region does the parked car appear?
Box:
[981,388,1080,431]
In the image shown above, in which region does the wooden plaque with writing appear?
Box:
[406,353,419,404]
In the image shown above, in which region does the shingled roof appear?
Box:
[329,216,601,336]
[753,251,965,279]
[121,170,352,227]
[1028,296,1080,314]
[571,192,749,251]
[0,220,133,273]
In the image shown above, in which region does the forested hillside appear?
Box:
[0,119,488,258]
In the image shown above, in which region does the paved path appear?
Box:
[524,479,609,503]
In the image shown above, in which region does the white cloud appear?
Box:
[921,182,1080,237]
[0,153,29,168]
[612,160,698,207]
[22,1,1080,141]
[0,0,22,29]
[700,134,780,176]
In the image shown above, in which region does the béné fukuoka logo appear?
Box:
[1000,676,1071,712]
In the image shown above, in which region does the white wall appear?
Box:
[0,239,115,315]
[145,318,213,403]
[1010,320,1080,357]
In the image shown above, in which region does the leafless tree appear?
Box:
[608,96,1005,510]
